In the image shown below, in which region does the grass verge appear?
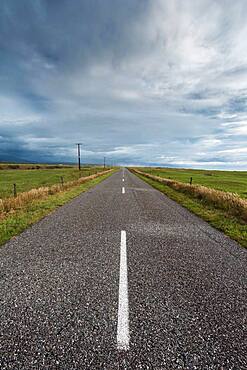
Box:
[0,166,109,198]
[0,171,113,246]
[135,172,247,248]
[139,166,247,198]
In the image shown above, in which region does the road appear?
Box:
[0,169,246,369]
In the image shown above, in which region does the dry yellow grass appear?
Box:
[0,170,112,217]
[133,169,247,223]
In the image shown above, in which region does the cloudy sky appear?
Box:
[0,0,247,169]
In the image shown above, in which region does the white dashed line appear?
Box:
[122,187,125,194]
[122,178,124,182]
[117,230,129,351]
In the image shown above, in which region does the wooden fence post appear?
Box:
[13,183,17,197]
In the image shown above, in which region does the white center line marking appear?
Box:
[117,230,129,351]
[122,187,125,194]
[122,178,124,182]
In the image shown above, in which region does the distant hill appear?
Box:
[0,153,31,164]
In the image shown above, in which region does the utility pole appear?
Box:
[104,156,106,169]
[76,143,81,170]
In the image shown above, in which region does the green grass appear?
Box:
[0,166,107,199]
[140,167,247,198]
[136,173,247,248]
[0,172,112,246]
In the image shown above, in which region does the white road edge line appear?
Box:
[122,187,125,194]
[117,230,129,351]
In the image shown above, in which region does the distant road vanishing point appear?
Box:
[0,169,246,369]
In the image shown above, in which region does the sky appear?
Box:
[0,0,247,169]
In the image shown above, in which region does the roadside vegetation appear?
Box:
[140,167,247,198]
[0,166,113,246]
[132,168,247,248]
[0,165,107,198]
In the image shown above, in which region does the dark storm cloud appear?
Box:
[0,0,148,70]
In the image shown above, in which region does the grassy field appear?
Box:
[141,167,247,198]
[0,166,107,199]
[133,168,247,248]
[0,171,113,246]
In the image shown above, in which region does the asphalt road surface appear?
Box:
[0,169,246,370]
